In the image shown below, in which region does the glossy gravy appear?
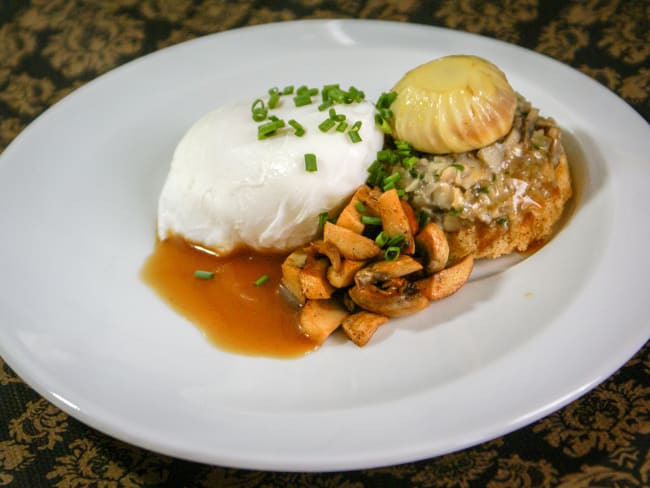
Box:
[141,237,317,358]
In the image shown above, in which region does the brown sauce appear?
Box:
[141,237,317,358]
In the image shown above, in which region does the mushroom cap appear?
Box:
[390,55,517,154]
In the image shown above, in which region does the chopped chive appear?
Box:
[282,85,294,95]
[294,95,312,107]
[336,121,348,132]
[251,99,267,122]
[384,246,400,261]
[377,149,396,163]
[354,201,366,213]
[386,234,405,247]
[496,217,508,226]
[361,215,382,226]
[268,91,280,109]
[348,86,365,102]
[417,210,430,229]
[304,153,317,172]
[366,161,385,186]
[254,274,269,286]
[296,86,318,97]
[383,172,401,185]
[452,163,465,171]
[348,130,362,143]
[375,114,393,135]
[194,270,214,280]
[382,181,395,191]
[375,230,389,247]
[318,212,329,229]
[402,156,418,170]
[257,119,285,139]
[396,189,405,197]
[318,118,336,132]
[376,91,397,109]
[350,120,362,131]
[318,101,332,111]
[288,119,305,136]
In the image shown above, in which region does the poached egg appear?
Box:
[157,93,383,254]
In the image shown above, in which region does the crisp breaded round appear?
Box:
[446,151,572,261]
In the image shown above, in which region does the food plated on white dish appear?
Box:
[0,20,648,471]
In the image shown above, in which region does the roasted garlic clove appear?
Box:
[390,55,517,154]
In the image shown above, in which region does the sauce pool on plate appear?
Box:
[141,237,318,358]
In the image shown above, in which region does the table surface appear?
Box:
[1,1,649,486]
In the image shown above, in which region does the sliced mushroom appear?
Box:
[323,221,381,260]
[349,277,429,317]
[401,199,419,235]
[300,256,335,300]
[327,258,366,288]
[308,239,342,272]
[377,188,415,254]
[298,299,350,344]
[415,222,450,274]
[336,185,383,234]
[342,311,389,347]
[354,255,423,286]
[416,254,474,301]
[281,249,308,304]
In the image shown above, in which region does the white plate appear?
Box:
[0,20,648,472]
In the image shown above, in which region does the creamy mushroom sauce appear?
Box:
[389,96,566,232]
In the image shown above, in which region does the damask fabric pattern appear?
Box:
[0,0,648,486]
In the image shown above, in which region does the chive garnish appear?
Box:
[336,121,348,132]
[254,274,269,286]
[417,210,430,229]
[268,91,280,109]
[496,217,508,226]
[318,212,329,229]
[402,156,418,170]
[318,118,336,132]
[257,119,285,139]
[304,153,317,172]
[294,95,312,107]
[361,215,382,226]
[384,246,400,261]
[282,85,294,95]
[375,231,388,247]
[194,270,214,280]
[348,130,362,143]
[288,119,305,137]
[376,91,397,109]
[355,201,366,213]
[251,99,268,122]
[386,234,405,247]
[383,172,401,186]
[452,163,465,171]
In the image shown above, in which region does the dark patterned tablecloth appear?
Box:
[1,1,648,486]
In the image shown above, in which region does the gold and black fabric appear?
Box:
[1,1,648,486]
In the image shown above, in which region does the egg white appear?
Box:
[157,96,384,254]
